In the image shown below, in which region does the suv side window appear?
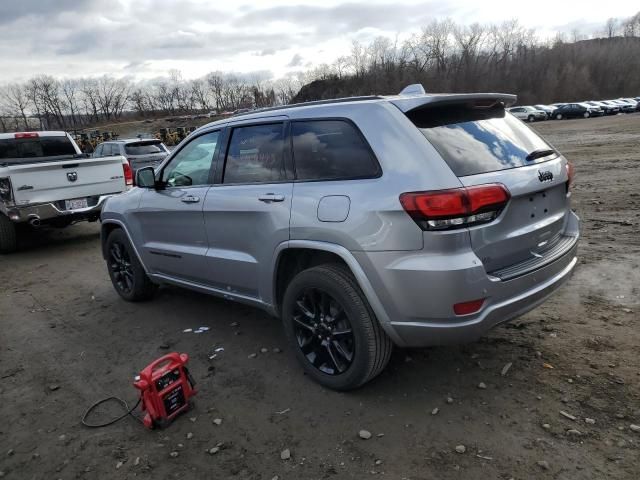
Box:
[223,123,285,184]
[291,120,379,181]
[162,131,220,187]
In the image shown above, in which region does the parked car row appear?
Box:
[509,97,639,122]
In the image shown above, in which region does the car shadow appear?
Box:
[8,223,101,255]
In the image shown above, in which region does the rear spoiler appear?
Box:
[388,93,518,113]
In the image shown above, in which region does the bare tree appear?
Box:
[60,79,81,127]
[1,83,31,129]
[605,18,618,38]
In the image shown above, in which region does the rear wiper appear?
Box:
[526,149,556,161]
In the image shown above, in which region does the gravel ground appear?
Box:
[1,114,639,479]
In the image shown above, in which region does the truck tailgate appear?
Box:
[8,156,125,205]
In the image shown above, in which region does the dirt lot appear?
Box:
[1,114,639,479]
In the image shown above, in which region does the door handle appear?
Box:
[258,193,285,203]
[181,195,200,203]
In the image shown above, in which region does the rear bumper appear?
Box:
[353,212,580,348]
[389,250,577,347]
[5,194,117,224]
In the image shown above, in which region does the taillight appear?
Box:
[566,161,574,192]
[14,132,38,139]
[122,160,133,187]
[400,184,510,230]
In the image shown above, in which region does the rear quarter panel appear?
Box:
[288,102,463,252]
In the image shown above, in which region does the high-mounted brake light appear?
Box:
[14,132,39,139]
[400,184,510,230]
[122,159,133,187]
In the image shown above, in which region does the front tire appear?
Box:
[282,264,393,390]
[0,214,17,253]
[555,113,563,120]
[527,115,535,123]
[106,228,157,301]
[584,111,590,118]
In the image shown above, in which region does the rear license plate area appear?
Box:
[526,188,553,220]
[65,198,88,210]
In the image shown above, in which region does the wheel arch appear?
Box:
[100,219,150,274]
[271,240,402,345]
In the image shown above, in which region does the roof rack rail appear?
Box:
[231,95,384,117]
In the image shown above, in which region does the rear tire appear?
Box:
[282,264,393,390]
[105,228,157,301]
[0,214,17,253]
[527,115,535,123]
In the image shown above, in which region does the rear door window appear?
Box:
[409,105,554,177]
[223,123,286,184]
[291,120,379,181]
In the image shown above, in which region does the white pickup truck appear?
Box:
[0,131,132,252]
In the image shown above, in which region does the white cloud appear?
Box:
[0,0,636,82]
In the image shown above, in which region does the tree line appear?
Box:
[0,70,304,132]
[294,14,640,104]
[1,12,639,133]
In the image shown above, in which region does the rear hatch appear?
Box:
[124,140,168,171]
[403,100,573,277]
[1,134,125,205]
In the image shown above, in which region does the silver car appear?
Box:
[93,138,169,174]
[508,106,547,122]
[100,86,579,390]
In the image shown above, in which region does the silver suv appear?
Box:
[101,86,579,390]
[93,138,169,174]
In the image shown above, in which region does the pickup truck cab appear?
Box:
[0,131,131,252]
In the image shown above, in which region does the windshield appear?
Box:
[408,105,555,177]
[125,141,167,155]
[0,136,78,164]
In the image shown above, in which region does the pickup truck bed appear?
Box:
[0,131,129,252]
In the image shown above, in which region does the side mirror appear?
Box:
[136,167,156,188]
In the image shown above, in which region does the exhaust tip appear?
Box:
[28,216,41,227]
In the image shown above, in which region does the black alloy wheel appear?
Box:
[109,241,134,294]
[292,287,355,375]
[105,228,157,301]
[282,264,393,390]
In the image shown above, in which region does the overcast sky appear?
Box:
[0,0,637,83]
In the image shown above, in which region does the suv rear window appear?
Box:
[409,105,554,177]
[125,141,166,155]
[291,120,379,181]
[0,136,77,163]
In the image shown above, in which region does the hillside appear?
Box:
[293,37,640,104]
